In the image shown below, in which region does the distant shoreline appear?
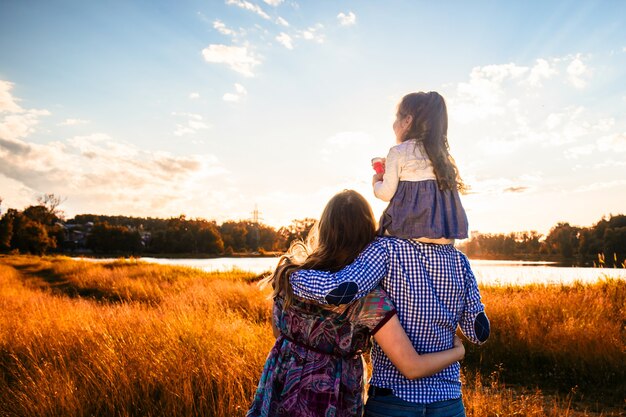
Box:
[65,251,283,260]
[62,251,609,268]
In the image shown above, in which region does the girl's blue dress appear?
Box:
[378,179,468,239]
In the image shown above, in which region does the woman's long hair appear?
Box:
[398,91,466,192]
[268,190,377,308]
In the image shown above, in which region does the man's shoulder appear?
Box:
[372,236,415,252]
[375,237,469,259]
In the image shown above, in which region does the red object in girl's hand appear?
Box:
[371,157,385,174]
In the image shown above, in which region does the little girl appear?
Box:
[373,91,468,243]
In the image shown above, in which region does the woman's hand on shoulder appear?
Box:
[453,335,465,361]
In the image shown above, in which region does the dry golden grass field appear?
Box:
[0,255,624,416]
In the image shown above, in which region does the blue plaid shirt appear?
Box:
[290,237,487,404]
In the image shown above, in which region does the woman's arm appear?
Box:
[290,238,391,305]
[373,315,465,379]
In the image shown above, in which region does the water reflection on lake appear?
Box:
[86,256,626,286]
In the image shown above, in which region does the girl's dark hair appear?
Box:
[398,91,466,192]
[268,189,377,308]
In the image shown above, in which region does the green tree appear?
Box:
[546,222,580,259]
[280,218,317,248]
[88,222,142,254]
[220,221,249,252]
[0,209,16,251]
[195,220,224,254]
[12,216,56,255]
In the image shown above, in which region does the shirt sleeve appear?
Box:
[355,287,397,335]
[373,146,402,202]
[289,238,391,305]
[458,255,490,345]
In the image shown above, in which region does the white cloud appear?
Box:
[465,175,539,195]
[297,24,325,43]
[566,55,590,89]
[222,94,239,103]
[574,179,626,193]
[276,16,289,27]
[597,132,626,152]
[59,118,89,126]
[0,132,230,217]
[172,112,210,136]
[448,55,596,126]
[189,92,200,99]
[0,81,50,142]
[0,80,239,222]
[213,20,237,37]
[223,83,248,103]
[440,52,626,221]
[263,0,283,6]
[593,159,626,169]
[226,0,270,20]
[527,58,557,87]
[337,11,356,26]
[202,44,261,77]
[323,131,372,152]
[0,110,51,142]
[0,80,23,113]
[565,143,596,158]
[449,63,528,123]
[593,118,615,132]
[276,32,293,49]
[545,113,563,130]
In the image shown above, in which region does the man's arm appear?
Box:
[458,255,490,344]
[459,255,491,344]
[289,238,391,305]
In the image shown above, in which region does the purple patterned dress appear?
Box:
[247,288,396,417]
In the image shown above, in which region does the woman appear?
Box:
[246,190,465,417]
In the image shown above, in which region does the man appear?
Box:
[290,237,489,417]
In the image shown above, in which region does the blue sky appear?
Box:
[1,0,625,235]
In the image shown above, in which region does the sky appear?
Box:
[0,0,625,236]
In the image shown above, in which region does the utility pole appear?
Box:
[251,204,262,224]
[250,204,262,251]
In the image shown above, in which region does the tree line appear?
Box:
[0,195,624,264]
[456,216,626,266]
[0,195,317,256]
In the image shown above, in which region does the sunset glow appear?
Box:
[1,1,625,234]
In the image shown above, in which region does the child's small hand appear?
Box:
[372,173,383,185]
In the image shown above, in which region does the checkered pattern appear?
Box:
[290,237,487,404]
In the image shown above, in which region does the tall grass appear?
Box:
[0,256,273,416]
[467,279,626,402]
[0,255,623,416]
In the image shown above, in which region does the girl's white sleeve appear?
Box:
[373,146,401,202]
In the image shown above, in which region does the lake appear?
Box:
[86,256,626,286]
